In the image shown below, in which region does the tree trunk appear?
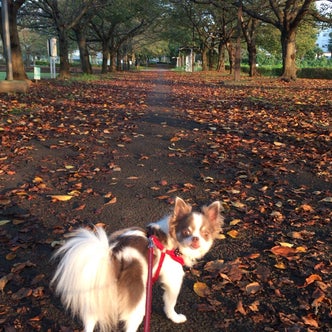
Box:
[101,46,108,74]
[57,28,71,79]
[241,17,259,77]
[109,49,117,72]
[75,28,92,74]
[234,4,242,81]
[248,43,258,77]
[8,2,27,80]
[208,48,214,71]
[227,42,234,74]
[217,42,226,73]
[281,29,297,80]
[201,46,209,71]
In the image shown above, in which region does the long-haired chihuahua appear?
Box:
[51,197,223,332]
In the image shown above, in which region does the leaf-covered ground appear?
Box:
[0,71,331,331]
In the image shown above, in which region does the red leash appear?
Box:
[144,237,154,332]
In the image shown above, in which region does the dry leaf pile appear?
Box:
[0,71,331,331]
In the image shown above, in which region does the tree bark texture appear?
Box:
[281,29,297,80]
[8,1,27,80]
[75,28,92,75]
[57,28,71,79]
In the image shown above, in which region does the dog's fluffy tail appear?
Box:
[51,227,118,331]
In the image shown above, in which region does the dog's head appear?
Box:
[169,197,224,264]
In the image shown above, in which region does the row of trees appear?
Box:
[0,0,331,80]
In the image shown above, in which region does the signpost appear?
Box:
[48,37,57,78]
[34,66,41,80]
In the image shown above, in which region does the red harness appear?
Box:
[149,235,185,284]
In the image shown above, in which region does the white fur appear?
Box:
[159,254,187,323]
[51,227,118,332]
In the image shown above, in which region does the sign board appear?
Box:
[34,66,41,80]
[47,38,57,57]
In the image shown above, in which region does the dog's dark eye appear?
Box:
[182,228,191,237]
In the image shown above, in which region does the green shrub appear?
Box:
[297,67,332,79]
[257,66,283,77]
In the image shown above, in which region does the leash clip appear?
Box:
[148,236,155,249]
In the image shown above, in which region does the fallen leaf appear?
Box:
[0,273,13,292]
[302,274,322,287]
[319,197,332,203]
[279,242,294,248]
[0,219,11,226]
[231,201,246,210]
[33,176,43,183]
[227,230,239,238]
[204,260,225,272]
[274,262,287,269]
[12,287,32,300]
[105,197,117,205]
[74,204,86,211]
[311,288,325,310]
[302,314,319,327]
[229,219,242,226]
[236,300,247,315]
[298,204,314,212]
[219,272,232,283]
[248,253,260,259]
[193,282,210,297]
[245,282,262,294]
[6,252,16,261]
[249,300,260,312]
[270,246,297,257]
[49,195,73,201]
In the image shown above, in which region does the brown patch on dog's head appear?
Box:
[169,197,192,240]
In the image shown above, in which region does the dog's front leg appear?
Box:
[160,265,187,324]
[162,281,187,323]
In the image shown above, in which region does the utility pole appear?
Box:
[1,0,13,80]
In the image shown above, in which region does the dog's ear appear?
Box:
[173,197,192,220]
[202,201,224,234]
[169,197,192,239]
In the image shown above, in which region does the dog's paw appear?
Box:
[169,313,187,324]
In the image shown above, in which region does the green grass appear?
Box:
[0,71,53,80]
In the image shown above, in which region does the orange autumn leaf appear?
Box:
[236,300,247,315]
[302,314,319,328]
[245,282,262,294]
[105,197,117,205]
[303,274,322,287]
[193,282,210,297]
[270,246,297,257]
[298,204,314,212]
[49,195,73,202]
[227,230,239,238]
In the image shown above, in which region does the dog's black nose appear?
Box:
[192,236,199,242]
